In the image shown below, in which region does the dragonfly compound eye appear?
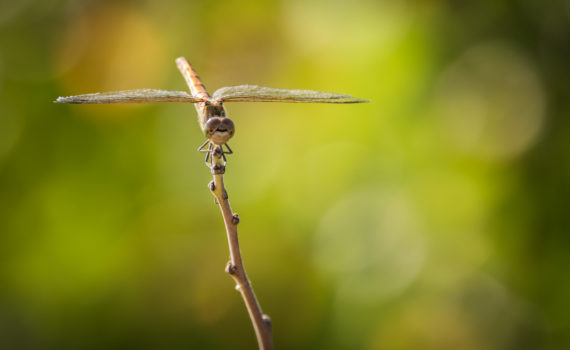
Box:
[204,118,222,137]
[204,117,235,144]
[220,118,235,137]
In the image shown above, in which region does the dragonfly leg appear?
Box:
[197,140,233,167]
[206,142,214,165]
[204,149,210,164]
[197,139,209,152]
[222,143,233,155]
[218,143,232,162]
[199,141,213,165]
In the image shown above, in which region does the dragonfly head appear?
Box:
[204,117,235,145]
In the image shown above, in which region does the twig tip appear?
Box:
[211,163,225,174]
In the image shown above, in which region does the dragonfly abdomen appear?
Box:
[176,57,210,101]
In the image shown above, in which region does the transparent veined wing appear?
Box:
[54,89,203,104]
[212,85,369,103]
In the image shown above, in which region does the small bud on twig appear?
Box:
[262,315,272,331]
[226,261,237,275]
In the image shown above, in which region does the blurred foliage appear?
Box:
[1,0,570,349]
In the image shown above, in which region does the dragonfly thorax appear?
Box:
[203,100,226,118]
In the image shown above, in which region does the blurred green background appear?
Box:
[1,0,569,349]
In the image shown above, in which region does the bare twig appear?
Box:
[207,146,273,350]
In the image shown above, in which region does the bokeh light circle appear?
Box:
[314,188,426,302]
[433,42,546,160]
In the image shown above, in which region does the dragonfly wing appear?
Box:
[55,89,202,104]
[213,85,369,103]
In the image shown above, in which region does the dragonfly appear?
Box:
[55,57,369,166]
